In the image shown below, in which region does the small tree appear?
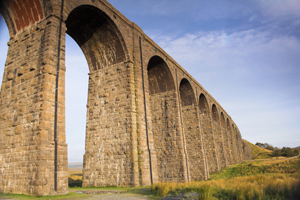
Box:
[265,143,274,151]
[255,142,266,148]
[273,149,282,157]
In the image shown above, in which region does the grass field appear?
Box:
[151,157,300,199]
[68,170,83,187]
[1,144,299,200]
[243,140,274,159]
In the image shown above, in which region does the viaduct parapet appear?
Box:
[0,0,250,196]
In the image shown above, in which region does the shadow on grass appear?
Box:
[68,177,82,187]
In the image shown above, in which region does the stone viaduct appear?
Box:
[0,0,251,196]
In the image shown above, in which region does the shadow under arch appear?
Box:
[64,5,134,188]
[147,55,175,94]
[226,118,236,163]
[198,93,219,173]
[179,78,196,106]
[199,93,210,115]
[66,5,127,72]
[220,112,226,127]
[227,119,237,163]
[147,55,188,182]
[211,104,227,168]
[212,104,219,122]
[234,127,243,162]
[221,112,233,165]
[232,124,240,162]
[179,79,207,181]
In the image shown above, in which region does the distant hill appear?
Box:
[243,140,273,159]
[292,146,300,151]
[68,162,83,167]
[68,162,83,172]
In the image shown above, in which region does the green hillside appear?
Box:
[244,140,273,159]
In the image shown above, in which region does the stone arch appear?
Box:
[221,113,232,165]
[147,55,187,182]
[220,112,225,127]
[212,104,219,122]
[66,5,127,72]
[227,120,237,163]
[199,93,210,115]
[235,127,243,162]
[198,93,219,173]
[147,55,175,94]
[232,124,240,162]
[226,118,231,131]
[0,0,245,195]
[179,78,206,181]
[62,4,132,188]
[0,0,49,37]
[179,78,196,106]
[211,104,226,168]
[234,127,240,162]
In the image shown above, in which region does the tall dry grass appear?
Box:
[151,174,300,199]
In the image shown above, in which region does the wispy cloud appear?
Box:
[147,26,300,148]
[0,1,299,163]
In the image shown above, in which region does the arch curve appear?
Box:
[212,104,219,122]
[0,0,49,37]
[66,5,127,72]
[220,112,226,127]
[226,118,231,131]
[179,78,196,106]
[147,55,175,95]
[199,93,209,115]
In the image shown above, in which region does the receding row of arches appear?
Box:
[147,56,243,181]
[0,0,246,195]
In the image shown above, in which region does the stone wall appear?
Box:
[242,140,253,160]
[0,0,250,196]
[220,114,233,165]
[198,95,219,173]
[83,61,136,187]
[150,91,187,182]
[181,105,207,181]
[212,106,227,169]
[0,15,68,195]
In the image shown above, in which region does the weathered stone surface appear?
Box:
[0,0,249,196]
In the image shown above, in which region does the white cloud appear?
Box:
[147,28,300,148]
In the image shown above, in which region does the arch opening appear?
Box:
[220,112,226,127]
[64,34,88,168]
[179,78,195,107]
[227,118,231,131]
[147,56,175,95]
[198,93,219,173]
[212,104,219,122]
[179,78,206,181]
[64,5,131,188]
[221,112,232,165]
[199,93,209,115]
[147,55,187,182]
[66,5,126,72]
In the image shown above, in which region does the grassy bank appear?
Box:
[151,157,300,200]
[244,140,273,159]
[2,157,299,199]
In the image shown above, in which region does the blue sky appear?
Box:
[0,0,299,162]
